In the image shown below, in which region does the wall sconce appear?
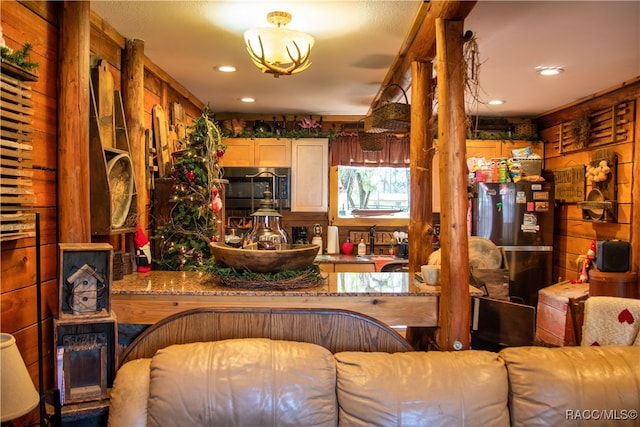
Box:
[244,11,314,77]
[1,333,40,423]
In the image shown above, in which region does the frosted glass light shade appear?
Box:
[1,333,40,422]
[244,11,314,76]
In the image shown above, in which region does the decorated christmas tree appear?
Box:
[154,106,226,270]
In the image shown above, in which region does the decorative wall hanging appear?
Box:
[558,100,635,153]
[577,149,618,221]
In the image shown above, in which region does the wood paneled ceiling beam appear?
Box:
[369,0,477,112]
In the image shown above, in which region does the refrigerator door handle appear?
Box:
[499,245,553,251]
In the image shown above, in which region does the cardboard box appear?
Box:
[517,159,542,176]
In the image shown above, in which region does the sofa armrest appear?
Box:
[108,358,151,427]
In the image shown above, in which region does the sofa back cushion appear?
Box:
[146,338,338,427]
[500,346,640,427]
[334,350,510,427]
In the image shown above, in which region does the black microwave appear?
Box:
[223,167,290,210]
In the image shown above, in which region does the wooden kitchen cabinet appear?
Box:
[466,139,544,160]
[315,262,375,273]
[334,263,375,273]
[291,138,329,212]
[222,138,291,167]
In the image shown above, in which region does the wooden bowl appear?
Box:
[210,242,320,273]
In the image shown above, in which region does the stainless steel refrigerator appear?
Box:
[472,182,554,307]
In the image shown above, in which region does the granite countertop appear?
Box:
[111,270,446,297]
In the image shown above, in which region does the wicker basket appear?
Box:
[358,131,386,152]
[515,122,538,138]
[370,84,410,132]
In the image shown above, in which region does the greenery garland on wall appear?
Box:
[0,42,39,71]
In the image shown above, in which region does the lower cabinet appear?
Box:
[334,263,375,272]
[317,262,376,273]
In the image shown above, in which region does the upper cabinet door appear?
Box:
[221,138,255,167]
[255,139,291,167]
[221,138,291,167]
[291,138,328,212]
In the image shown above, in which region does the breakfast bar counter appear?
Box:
[111,271,480,327]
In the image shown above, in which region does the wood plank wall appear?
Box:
[536,80,640,284]
[0,3,206,418]
[1,4,59,420]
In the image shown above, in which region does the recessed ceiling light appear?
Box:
[488,99,505,105]
[536,66,564,76]
[215,65,236,73]
[240,97,255,103]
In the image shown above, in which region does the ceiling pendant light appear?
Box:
[244,11,315,78]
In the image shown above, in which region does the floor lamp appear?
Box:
[35,212,62,426]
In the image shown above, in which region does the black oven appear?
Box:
[223,167,290,210]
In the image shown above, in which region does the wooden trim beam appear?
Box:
[369,0,477,112]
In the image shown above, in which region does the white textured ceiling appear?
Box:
[90,1,640,118]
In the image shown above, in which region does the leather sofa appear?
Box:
[108,338,640,427]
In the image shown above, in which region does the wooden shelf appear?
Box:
[0,61,39,81]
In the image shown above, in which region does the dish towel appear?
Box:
[581,296,640,346]
[373,257,397,272]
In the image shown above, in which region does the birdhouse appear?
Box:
[66,264,105,315]
[58,243,113,319]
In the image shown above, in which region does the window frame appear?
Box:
[329,166,410,227]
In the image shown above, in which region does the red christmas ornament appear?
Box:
[216,149,225,158]
[211,187,219,198]
[186,170,196,182]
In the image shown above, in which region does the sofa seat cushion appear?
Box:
[147,338,338,427]
[500,346,640,427]
[334,350,509,427]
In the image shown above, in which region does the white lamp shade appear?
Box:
[244,27,314,65]
[1,333,40,422]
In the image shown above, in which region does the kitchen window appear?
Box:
[329,133,410,227]
[337,166,410,219]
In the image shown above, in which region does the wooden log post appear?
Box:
[435,18,470,351]
[58,1,90,243]
[122,39,148,231]
[408,60,435,274]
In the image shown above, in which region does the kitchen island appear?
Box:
[111,271,481,328]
